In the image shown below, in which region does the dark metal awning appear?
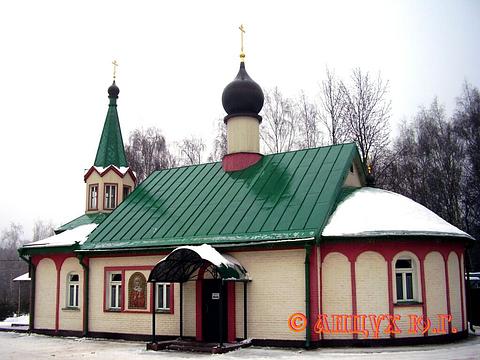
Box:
[148,244,250,283]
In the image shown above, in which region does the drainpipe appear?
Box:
[77,254,89,337]
[19,254,34,332]
[305,244,312,349]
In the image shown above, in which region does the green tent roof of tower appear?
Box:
[81,143,363,251]
[93,81,128,168]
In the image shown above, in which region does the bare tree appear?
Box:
[0,223,24,249]
[0,223,27,319]
[342,68,391,167]
[208,119,228,162]
[125,127,177,182]
[260,87,297,154]
[380,99,464,227]
[453,82,480,270]
[296,91,322,149]
[177,136,206,166]
[32,220,55,241]
[319,68,348,145]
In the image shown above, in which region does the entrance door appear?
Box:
[202,279,228,342]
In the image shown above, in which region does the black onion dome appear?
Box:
[222,62,264,122]
[108,81,120,98]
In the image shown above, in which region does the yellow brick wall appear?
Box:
[355,251,389,339]
[424,251,447,335]
[394,305,422,338]
[59,257,83,331]
[447,252,462,332]
[88,255,184,336]
[322,252,352,340]
[35,258,56,330]
[183,281,196,337]
[230,249,305,341]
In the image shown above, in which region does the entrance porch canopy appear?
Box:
[148,244,250,283]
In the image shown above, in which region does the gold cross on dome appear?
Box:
[239,24,246,61]
[112,60,119,80]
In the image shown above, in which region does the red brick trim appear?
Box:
[83,165,137,184]
[222,152,262,172]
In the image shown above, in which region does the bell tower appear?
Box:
[83,62,136,213]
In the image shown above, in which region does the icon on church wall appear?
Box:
[128,272,147,309]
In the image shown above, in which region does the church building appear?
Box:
[19,37,474,351]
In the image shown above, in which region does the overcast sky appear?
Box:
[0,0,479,239]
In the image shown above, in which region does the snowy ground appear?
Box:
[0,315,29,328]
[1,331,480,360]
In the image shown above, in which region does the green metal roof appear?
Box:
[93,86,128,167]
[82,143,361,251]
[55,213,109,234]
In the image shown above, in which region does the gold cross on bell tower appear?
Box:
[112,60,119,80]
[239,24,246,62]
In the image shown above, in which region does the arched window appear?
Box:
[395,259,416,301]
[67,273,80,308]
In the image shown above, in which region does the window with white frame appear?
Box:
[395,259,416,301]
[109,272,122,309]
[67,273,80,308]
[156,283,171,311]
[104,184,117,209]
[88,184,98,210]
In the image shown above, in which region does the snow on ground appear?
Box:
[322,188,472,239]
[0,314,29,327]
[1,331,480,360]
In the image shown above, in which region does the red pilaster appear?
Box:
[195,266,206,341]
[443,254,452,334]
[458,251,465,331]
[386,257,395,339]
[419,256,428,336]
[227,282,236,342]
[350,259,357,340]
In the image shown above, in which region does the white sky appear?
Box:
[0,0,479,239]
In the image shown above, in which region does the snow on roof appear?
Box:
[23,223,98,248]
[13,273,30,281]
[322,187,474,239]
[174,244,235,267]
[85,165,131,175]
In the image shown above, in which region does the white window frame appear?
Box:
[109,272,122,310]
[156,283,171,311]
[104,184,117,209]
[395,258,416,302]
[88,184,98,210]
[67,273,80,308]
